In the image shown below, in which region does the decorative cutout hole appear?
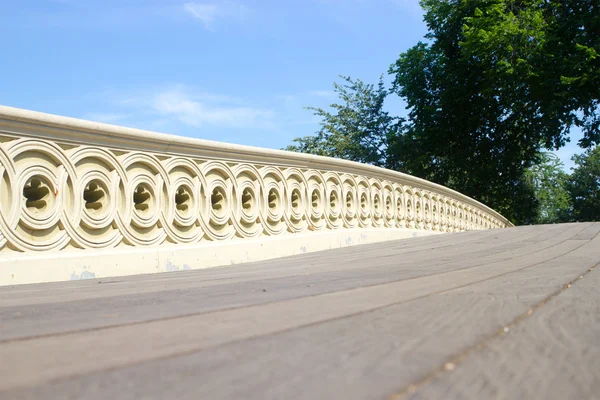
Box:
[175,185,191,212]
[133,184,151,212]
[268,188,279,211]
[386,196,392,213]
[23,177,50,210]
[373,194,380,212]
[329,191,338,209]
[241,188,253,211]
[346,192,353,210]
[396,198,402,215]
[211,187,225,213]
[311,189,320,209]
[360,193,368,210]
[84,180,105,211]
[291,188,301,212]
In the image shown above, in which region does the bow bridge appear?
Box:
[1,106,599,399]
[0,106,510,285]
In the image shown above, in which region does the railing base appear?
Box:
[0,228,441,286]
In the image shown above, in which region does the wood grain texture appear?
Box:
[0,224,571,340]
[0,224,546,306]
[0,223,598,400]
[409,253,600,400]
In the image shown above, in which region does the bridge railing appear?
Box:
[0,106,512,284]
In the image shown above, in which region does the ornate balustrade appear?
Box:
[0,106,512,285]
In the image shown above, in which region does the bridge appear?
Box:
[1,107,598,399]
[1,222,599,399]
[0,106,509,286]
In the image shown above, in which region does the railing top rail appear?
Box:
[0,105,513,226]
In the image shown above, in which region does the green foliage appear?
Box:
[525,152,571,224]
[387,0,599,224]
[389,0,557,224]
[286,0,599,225]
[566,146,600,221]
[542,0,600,148]
[285,76,402,169]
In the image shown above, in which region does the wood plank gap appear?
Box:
[386,262,600,400]
[0,225,586,342]
[0,237,593,391]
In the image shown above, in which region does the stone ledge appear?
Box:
[0,105,511,284]
[0,228,439,286]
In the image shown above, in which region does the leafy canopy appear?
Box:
[525,152,571,224]
[286,0,599,225]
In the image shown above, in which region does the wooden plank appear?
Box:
[0,224,544,304]
[571,222,600,240]
[2,227,598,400]
[0,229,595,392]
[408,260,600,400]
[0,225,572,310]
[0,224,582,342]
[0,224,581,340]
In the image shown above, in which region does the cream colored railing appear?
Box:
[0,106,512,284]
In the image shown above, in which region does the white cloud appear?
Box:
[183,3,217,28]
[114,86,273,129]
[151,88,272,127]
[183,2,250,30]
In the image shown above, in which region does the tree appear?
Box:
[566,146,600,221]
[388,0,599,224]
[285,76,403,170]
[287,0,599,225]
[525,152,571,224]
[541,0,600,148]
[388,0,545,223]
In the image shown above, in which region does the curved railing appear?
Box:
[0,106,512,284]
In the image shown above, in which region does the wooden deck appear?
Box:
[1,222,599,400]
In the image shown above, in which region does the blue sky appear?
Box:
[0,0,583,171]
